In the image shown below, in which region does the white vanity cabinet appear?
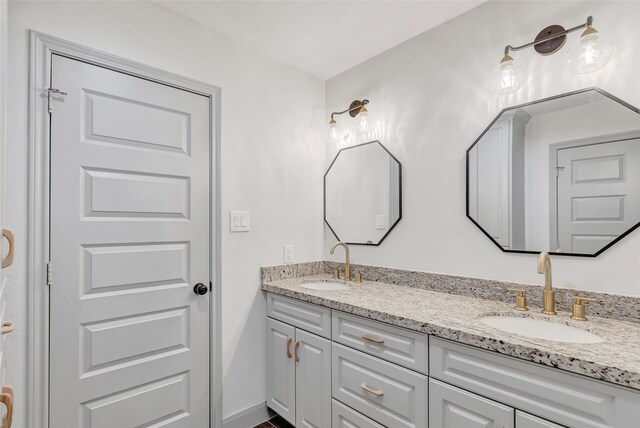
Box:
[430,337,640,428]
[265,292,640,428]
[266,295,332,428]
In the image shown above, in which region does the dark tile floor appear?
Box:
[253,414,294,428]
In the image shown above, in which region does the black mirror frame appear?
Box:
[466,87,640,257]
[324,140,402,246]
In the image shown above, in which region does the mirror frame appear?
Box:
[466,87,640,257]
[324,140,402,246]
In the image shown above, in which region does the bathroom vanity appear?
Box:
[262,264,640,428]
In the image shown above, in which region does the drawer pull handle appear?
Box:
[1,229,15,269]
[361,383,384,397]
[0,385,13,428]
[362,335,384,344]
[0,322,15,335]
[286,337,292,359]
[294,340,300,362]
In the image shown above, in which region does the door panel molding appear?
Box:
[28,31,221,428]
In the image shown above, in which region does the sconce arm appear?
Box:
[503,16,592,55]
[330,99,369,120]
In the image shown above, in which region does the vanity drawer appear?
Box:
[516,411,565,428]
[332,399,384,428]
[332,343,427,428]
[266,293,331,338]
[429,378,514,428]
[430,337,640,428]
[332,311,428,374]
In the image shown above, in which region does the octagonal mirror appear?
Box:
[467,88,640,256]
[325,140,402,245]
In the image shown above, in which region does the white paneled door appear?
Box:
[557,139,640,253]
[49,54,211,427]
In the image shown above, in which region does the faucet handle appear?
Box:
[571,296,596,321]
[507,288,528,311]
[331,265,341,279]
[354,269,363,284]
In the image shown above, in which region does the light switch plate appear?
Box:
[283,244,294,263]
[230,211,250,232]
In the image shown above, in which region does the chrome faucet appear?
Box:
[537,251,557,315]
[330,241,351,281]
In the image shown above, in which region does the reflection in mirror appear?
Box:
[325,141,401,245]
[467,89,640,256]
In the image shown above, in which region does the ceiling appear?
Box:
[152,1,484,79]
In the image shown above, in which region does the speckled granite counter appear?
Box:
[262,273,640,391]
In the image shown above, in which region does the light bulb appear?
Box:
[327,119,339,144]
[490,54,526,95]
[358,106,369,133]
[567,26,614,74]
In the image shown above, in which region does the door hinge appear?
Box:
[47,88,68,113]
[556,166,565,177]
[46,261,53,286]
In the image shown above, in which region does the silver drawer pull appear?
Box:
[361,335,384,344]
[361,382,384,397]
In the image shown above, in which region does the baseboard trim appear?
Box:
[222,401,274,428]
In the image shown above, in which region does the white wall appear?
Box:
[325,1,640,296]
[6,1,325,426]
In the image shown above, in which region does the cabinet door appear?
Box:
[267,318,296,425]
[516,411,564,428]
[430,379,514,428]
[295,329,331,428]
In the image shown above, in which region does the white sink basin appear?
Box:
[480,315,603,344]
[300,280,352,291]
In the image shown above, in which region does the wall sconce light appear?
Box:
[327,99,370,146]
[491,16,614,94]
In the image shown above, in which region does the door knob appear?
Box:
[193,283,208,295]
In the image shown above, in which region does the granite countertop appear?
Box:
[262,274,640,391]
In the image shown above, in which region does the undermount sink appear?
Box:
[300,280,352,291]
[480,315,604,344]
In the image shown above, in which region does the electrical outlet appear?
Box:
[283,244,294,263]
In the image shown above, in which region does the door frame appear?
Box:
[548,128,640,253]
[27,31,222,428]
